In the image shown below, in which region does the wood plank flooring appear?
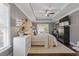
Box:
[28,41,78,56]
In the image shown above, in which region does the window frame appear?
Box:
[0,3,11,50]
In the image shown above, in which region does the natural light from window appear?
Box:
[37,24,49,34]
[0,4,10,49]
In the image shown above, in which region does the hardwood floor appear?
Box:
[64,44,79,56]
[58,40,79,56]
[28,49,76,56]
[28,41,79,56]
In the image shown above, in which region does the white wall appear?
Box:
[10,3,27,45]
[15,3,36,22]
[70,10,79,45]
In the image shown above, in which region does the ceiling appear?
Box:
[15,3,79,23]
[30,3,67,20]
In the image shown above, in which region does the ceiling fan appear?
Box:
[45,8,55,17]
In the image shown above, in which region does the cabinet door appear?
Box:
[13,38,26,56]
[64,26,70,44]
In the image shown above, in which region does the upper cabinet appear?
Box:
[59,16,70,26]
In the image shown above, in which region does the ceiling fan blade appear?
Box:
[48,13,55,14]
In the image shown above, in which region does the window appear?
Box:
[0,4,10,48]
[37,24,49,33]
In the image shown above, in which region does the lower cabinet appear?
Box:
[13,35,31,56]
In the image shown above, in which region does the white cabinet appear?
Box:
[13,35,31,56]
